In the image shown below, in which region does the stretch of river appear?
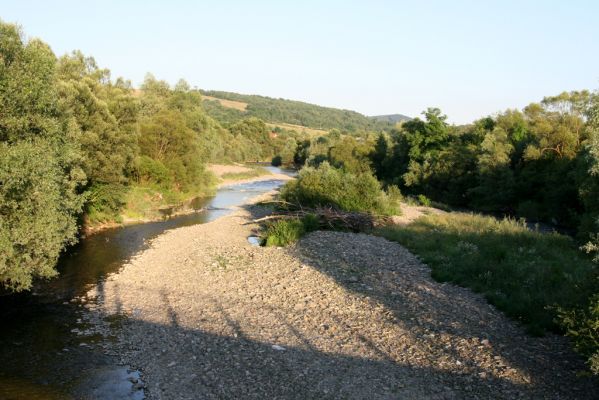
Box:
[0,167,293,400]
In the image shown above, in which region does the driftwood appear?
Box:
[247,205,383,232]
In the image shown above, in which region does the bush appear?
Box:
[136,155,172,187]
[271,155,282,166]
[558,234,599,375]
[559,295,599,374]
[417,194,432,207]
[281,162,400,215]
[263,214,320,246]
[85,183,127,223]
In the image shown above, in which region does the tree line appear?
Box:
[0,21,301,292]
[294,92,599,240]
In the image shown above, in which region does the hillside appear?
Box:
[200,90,405,133]
[370,113,411,123]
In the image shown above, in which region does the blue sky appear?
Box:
[3,0,598,123]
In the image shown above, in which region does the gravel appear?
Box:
[82,200,598,399]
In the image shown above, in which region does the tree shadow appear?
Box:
[106,287,542,399]
[235,201,598,396]
[286,228,598,399]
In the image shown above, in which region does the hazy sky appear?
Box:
[3,0,599,123]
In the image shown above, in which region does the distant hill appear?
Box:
[370,114,411,124]
[200,90,406,133]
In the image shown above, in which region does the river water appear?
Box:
[0,169,291,399]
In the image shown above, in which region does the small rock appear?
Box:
[271,345,286,351]
[167,361,177,367]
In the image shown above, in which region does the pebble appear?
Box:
[79,204,598,399]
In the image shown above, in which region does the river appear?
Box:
[0,169,292,399]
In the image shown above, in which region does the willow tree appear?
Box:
[0,22,85,291]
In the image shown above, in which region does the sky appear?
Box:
[3,0,599,123]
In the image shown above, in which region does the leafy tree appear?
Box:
[138,109,207,191]
[0,21,85,291]
[56,51,138,185]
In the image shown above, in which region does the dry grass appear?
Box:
[207,163,254,178]
[266,122,327,137]
[202,95,248,111]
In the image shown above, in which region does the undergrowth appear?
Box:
[375,212,598,336]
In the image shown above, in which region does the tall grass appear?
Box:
[263,214,320,246]
[376,213,598,335]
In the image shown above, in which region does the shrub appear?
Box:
[271,155,282,166]
[417,194,432,207]
[263,214,320,246]
[281,162,400,215]
[136,155,172,187]
[558,234,599,375]
[559,294,599,374]
[85,183,127,223]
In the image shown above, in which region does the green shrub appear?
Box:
[301,213,320,232]
[271,155,282,166]
[263,214,320,246]
[378,185,403,216]
[559,294,599,374]
[417,194,432,207]
[85,183,127,223]
[136,155,172,187]
[281,162,400,215]
[376,212,598,335]
[558,234,599,375]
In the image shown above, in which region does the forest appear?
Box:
[200,89,408,132]
[1,20,598,375]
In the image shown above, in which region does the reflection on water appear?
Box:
[0,171,291,399]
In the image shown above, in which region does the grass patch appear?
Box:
[221,166,270,181]
[375,212,597,335]
[263,214,320,246]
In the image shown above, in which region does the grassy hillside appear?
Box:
[370,113,411,123]
[200,89,406,132]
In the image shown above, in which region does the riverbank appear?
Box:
[83,164,293,235]
[82,196,597,398]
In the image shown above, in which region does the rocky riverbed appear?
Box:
[81,196,598,399]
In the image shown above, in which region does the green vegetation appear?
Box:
[0,24,85,291]
[0,21,295,291]
[263,214,320,247]
[1,15,598,377]
[221,166,270,181]
[376,213,598,336]
[369,97,599,237]
[559,294,599,375]
[200,90,402,132]
[281,163,401,216]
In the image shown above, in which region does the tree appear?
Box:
[56,51,139,185]
[0,21,85,291]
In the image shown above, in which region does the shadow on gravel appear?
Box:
[291,231,598,399]
[236,203,598,399]
[117,306,536,399]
